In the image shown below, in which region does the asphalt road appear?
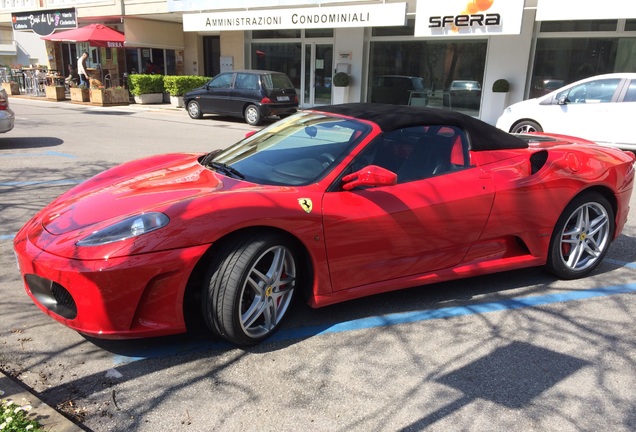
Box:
[1,98,635,432]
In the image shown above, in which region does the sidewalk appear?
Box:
[0,372,86,431]
[10,93,183,112]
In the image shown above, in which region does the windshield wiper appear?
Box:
[201,149,222,166]
[208,162,245,179]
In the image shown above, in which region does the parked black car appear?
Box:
[185,70,298,125]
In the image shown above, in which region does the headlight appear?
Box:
[76,212,170,246]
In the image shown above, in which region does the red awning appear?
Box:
[41,23,125,48]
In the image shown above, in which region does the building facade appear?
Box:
[1,0,635,123]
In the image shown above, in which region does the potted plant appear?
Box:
[332,71,351,104]
[163,75,210,108]
[492,78,510,93]
[486,78,511,125]
[89,85,129,106]
[69,83,90,103]
[332,72,351,87]
[2,80,20,95]
[45,84,66,101]
[128,74,165,104]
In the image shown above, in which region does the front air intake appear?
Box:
[530,150,548,175]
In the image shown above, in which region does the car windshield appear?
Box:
[262,73,294,90]
[210,112,370,186]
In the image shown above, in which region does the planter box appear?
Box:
[90,88,129,106]
[134,93,163,104]
[170,95,184,108]
[2,81,20,95]
[70,87,90,103]
[45,86,66,101]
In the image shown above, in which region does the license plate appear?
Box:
[277,96,290,101]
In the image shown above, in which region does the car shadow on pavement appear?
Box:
[0,136,63,149]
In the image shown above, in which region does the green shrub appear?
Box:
[492,79,510,93]
[332,72,350,87]
[163,75,210,96]
[127,74,165,95]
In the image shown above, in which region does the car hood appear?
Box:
[41,153,224,235]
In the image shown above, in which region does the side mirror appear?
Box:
[341,165,398,190]
[557,94,568,105]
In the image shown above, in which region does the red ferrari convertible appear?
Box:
[14,103,635,345]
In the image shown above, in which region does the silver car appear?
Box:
[0,88,15,134]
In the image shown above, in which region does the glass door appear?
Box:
[303,42,333,107]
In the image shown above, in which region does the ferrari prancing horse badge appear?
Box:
[298,198,313,213]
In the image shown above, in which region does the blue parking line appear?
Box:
[0,150,76,158]
[0,234,14,241]
[112,281,636,364]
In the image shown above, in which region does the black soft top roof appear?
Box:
[315,103,528,151]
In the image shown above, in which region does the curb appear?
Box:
[1,371,88,431]
[9,93,183,112]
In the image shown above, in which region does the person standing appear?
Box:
[77,51,89,87]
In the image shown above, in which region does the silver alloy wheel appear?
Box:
[187,101,200,118]
[513,123,538,133]
[238,245,296,338]
[558,202,610,272]
[244,105,260,125]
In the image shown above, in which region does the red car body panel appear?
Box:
[13,106,635,339]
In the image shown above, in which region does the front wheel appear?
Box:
[203,232,298,345]
[511,120,542,134]
[244,104,262,126]
[187,100,203,119]
[546,193,614,279]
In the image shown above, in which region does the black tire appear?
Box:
[203,232,298,345]
[244,104,262,126]
[511,120,542,134]
[187,100,202,119]
[546,192,614,279]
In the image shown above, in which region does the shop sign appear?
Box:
[414,0,524,37]
[536,0,636,21]
[12,8,77,36]
[183,3,407,32]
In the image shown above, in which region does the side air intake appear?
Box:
[530,150,548,175]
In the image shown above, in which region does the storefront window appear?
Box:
[626,20,636,31]
[252,29,301,39]
[368,40,487,116]
[540,20,617,32]
[305,29,333,38]
[372,18,415,37]
[251,43,302,90]
[530,37,636,98]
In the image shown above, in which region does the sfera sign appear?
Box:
[428,13,501,29]
[415,0,523,37]
[183,3,406,31]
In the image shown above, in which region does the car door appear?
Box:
[321,126,495,292]
[230,72,261,115]
[199,72,233,113]
[540,78,622,142]
[602,78,636,147]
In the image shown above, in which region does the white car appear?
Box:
[0,88,14,134]
[496,73,636,150]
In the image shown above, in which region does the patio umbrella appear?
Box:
[41,23,125,48]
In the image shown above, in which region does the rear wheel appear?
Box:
[187,100,202,119]
[203,232,297,345]
[546,193,614,279]
[511,120,542,134]
[244,104,262,126]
